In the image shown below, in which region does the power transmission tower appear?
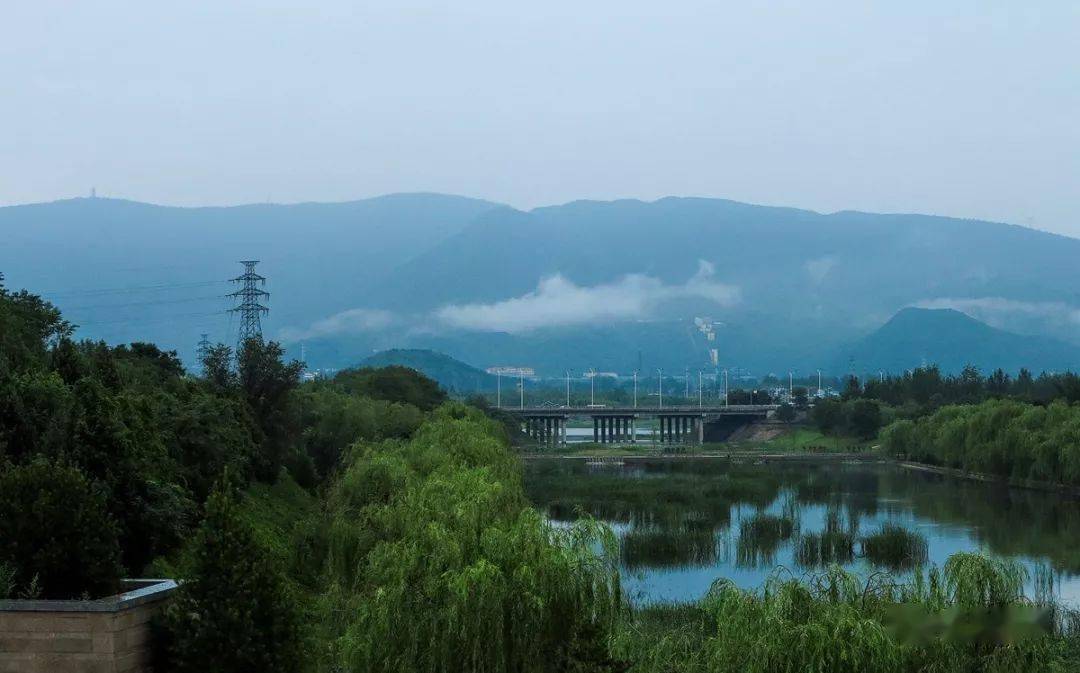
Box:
[228,260,269,352]
[196,333,212,373]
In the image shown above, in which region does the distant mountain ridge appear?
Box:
[4,193,1080,375]
[836,307,1080,374]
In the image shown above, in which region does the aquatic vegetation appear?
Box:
[861,524,930,571]
[621,524,719,571]
[612,555,1080,673]
[736,513,795,568]
[795,530,856,567]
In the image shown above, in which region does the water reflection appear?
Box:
[524,458,1080,605]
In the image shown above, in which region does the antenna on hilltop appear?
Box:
[228,261,269,352]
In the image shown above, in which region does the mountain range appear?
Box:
[3,193,1079,376]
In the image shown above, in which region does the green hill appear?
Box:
[359,349,494,393]
[837,307,1080,374]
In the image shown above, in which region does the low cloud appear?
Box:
[278,308,395,341]
[436,261,740,333]
[913,297,1080,327]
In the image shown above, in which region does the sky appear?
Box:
[2,1,1078,235]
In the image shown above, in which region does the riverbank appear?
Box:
[897,460,1080,498]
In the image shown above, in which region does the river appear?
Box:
[524,457,1080,606]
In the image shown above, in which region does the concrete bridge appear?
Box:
[508,405,778,446]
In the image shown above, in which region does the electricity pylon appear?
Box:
[228,260,269,352]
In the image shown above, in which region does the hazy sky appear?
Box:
[3,1,1078,234]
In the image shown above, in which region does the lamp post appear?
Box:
[519,371,524,410]
[589,368,596,406]
[723,368,729,407]
[633,371,638,408]
[657,369,663,409]
[496,371,501,408]
[698,370,703,407]
[565,370,572,407]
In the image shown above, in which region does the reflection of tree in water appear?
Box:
[525,458,1080,579]
[736,513,795,568]
[876,469,1080,573]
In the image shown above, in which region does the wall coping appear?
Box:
[0,578,177,613]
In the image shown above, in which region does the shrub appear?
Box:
[0,458,123,599]
[160,478,301,673]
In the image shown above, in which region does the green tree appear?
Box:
[812,398,845,434]
[161,477,301,673]
[335,365,447,411]
[236,338,304,481]
[848,399,882,439]
[0,458,123,599]
[775,403,796,423]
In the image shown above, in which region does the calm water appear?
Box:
[524,458,1080,606]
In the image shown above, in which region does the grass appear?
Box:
[861,523,930,571]
[755,427,868,452]
[612,554,1080,673]
[736,513,796,568]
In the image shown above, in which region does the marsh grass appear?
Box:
[621,525,719,571]
[862,524,930,571]
[736,513,795,568]
[614,553,1080,673]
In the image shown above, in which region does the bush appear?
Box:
[160,478,301,673]
[0,458,123,599]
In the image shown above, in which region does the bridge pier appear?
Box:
[589,415,637,444]
[655,414,706,445]
[522,414,568,448]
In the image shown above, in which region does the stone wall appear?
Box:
[0,579,176,673]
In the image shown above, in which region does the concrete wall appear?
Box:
[0,579,176,673]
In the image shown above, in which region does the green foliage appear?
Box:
[813,398,883,439]
[613,556,1076,673]
[160,478,302,673]
[297,385,423,479]
[0,458,123,599]
[0,277,70,376]
[736,513,795,568]
[775,402,796,423]
[861,524,929,571]
[882,398,1080,485]
[237,338,305,481]
[326,403,625,673]
[334,364,448,411]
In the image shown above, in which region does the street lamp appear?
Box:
[589,368,596,406]
[698,370,703,407]
[657,369,663,409]
[519,371,524,410]
[633,371,638,408]
[496,371,501,408]
[565,369,572,407]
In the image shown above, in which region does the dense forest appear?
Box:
[3,275,1080,672]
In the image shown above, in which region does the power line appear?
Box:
[58,294,227,312]
[40,279,228,298]
[71,310,229,327]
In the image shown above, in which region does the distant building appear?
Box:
[486,366,535,377]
